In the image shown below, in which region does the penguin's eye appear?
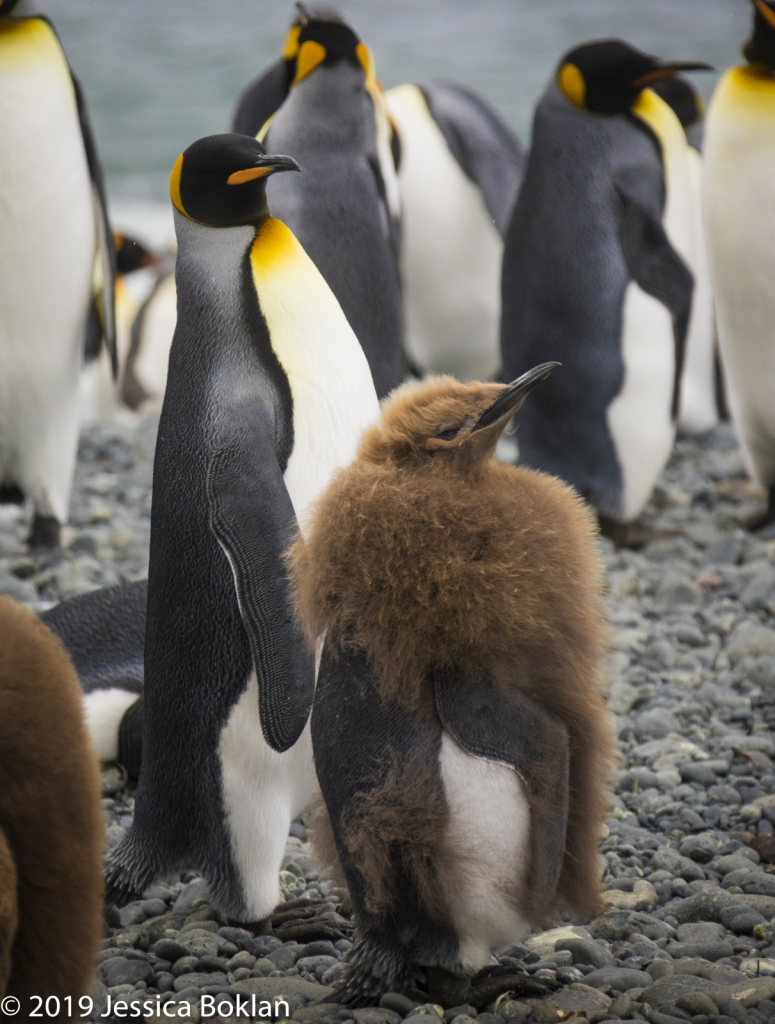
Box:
[434,426,460,441]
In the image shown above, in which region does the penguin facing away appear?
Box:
[0,596,103,1005]
[105,134,380,923]
[254,7,404,398]
[121,246,178,411]
[290,366,616,1006]
[41,579,147,780]
[703,0,775,527]
[0,0,116,552]
[651,75,719,437]
[385,80,524,382]
[500,40,711,532]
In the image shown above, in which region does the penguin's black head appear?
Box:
[359,363,560,472]
[744,0,775,68]
[289,3,371,86]
[558,40,712,115]
[0,0,21,15]
[170,134,300,228]
[649,76,704,130]
[113,232,158,276]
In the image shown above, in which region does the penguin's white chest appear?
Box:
[704,67,775,486]
[0,19,95,518]
[250,217,380,534]
[436,732,531,971]
[386,84,503,382]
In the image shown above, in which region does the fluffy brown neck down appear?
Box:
[291,458,617,919]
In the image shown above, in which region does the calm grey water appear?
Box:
[38,0,751,235]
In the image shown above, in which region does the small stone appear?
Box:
[727,624,775,665]
[675,922,726,943]
[754,921,775,943]
[581,967,649,991]
[381,995,423,1017]
[554,938,616,970]
[739,958,775,978]
[354,1011,402,1024]
[524,925,591,958]
[104,959,154,987]
[720,976,775,1008]
[532,985,611,1024]
[666,941,735,961]
[153,939,190,963]
[679,833,720,863]
[642,974,719,1005]
[675,992,718,1016]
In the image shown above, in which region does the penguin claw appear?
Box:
[425,964,559,1010]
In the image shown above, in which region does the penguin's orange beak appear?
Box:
[631,60,714,89]
[227,154,301,185]
[473,362,561,433]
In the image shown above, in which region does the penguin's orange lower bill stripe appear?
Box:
[227,167,272,185]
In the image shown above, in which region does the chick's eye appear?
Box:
[435,426,460,441]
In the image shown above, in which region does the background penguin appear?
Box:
[290,366,615,1006]
[703,0,775,529]
[248,7,404,398]
[105,134,380,924]
[0,596,103,1006]
[121,245,178,411]
[41,579,147,780]
[651,75,719,437]
[0,0,116,552]
[81,232,160,422]
[385,80,524,382]
[500,40,711,540]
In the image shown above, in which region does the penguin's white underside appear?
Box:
[82,687,138,763]
[176,213,379,918]
[0,18,94,520]
[704,67,775,486]
[436,732,531,970]
[386,84,502,382]
[130,274,178,405]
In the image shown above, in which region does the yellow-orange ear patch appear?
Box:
[559,62,586,108]
[356,42,372,77]
[169,153,186,215]
[282,24,301,60]
[754,0,775,30]
[293,40,326,84]
[227,166,272,185]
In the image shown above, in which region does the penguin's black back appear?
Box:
[232,58,291,138]
[122,222,293,893]
[265,64,403,398]
[500,84,665,512]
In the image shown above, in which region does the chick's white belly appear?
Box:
[436,731,531,972]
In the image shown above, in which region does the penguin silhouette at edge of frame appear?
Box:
[290,365,616,1006]
[105,134,380,924]
[0,0,117,553]
[500,40,712,547]
[651,75,719,437]
[0,596,103,1005]
[41,579,147,780]
[385,79,525,382]
[703,0,775,529]
[255,6,404,398]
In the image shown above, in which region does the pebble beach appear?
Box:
[5,413,775,1024]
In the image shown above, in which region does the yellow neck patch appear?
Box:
[559,62,586,108]
[714,64,775,120]
[282,24,301,61]
[631,88,685,167]
[250,217,299,278]
[293,40,326,85]
[0,16,62,70]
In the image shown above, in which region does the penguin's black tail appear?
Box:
[326,932,415,1007]
[104,832,156,908]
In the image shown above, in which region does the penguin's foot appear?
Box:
[597,514,679,551]
[269,896,351,943]
[226,916,272,936]
[27,514,62,561]
[425,964,560,1010]
[746,486,775,536]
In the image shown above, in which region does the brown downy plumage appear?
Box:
[292,367,616,923]
[0,597,104,1010]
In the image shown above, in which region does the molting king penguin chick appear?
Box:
[290,364,616,1007]
[237,4,403,398]
[703,0,775,529]
[0,0,116,554]
[650,75,719,437]
[0,596,103,1006]
[384,79,524,382]
[105,134,380,923]
[500,40,712,542]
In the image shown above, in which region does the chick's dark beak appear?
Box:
[473,362,561,432]
[631,60,714,89]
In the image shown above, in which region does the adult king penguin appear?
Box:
[291,366,615,1006]
[704,0,775,528]
[235,6,403,398]
[385,80,524,381]
[652,76,719,437]
[0,0,116,552]
[500,41,711,538]
[105,134,379,923]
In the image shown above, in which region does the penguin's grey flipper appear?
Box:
[207,443,314,753]
[433,667,569,917]
[232,57,290,138]
[614,166,693,419]
[70,65,117,377]
[420,80,525,236]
